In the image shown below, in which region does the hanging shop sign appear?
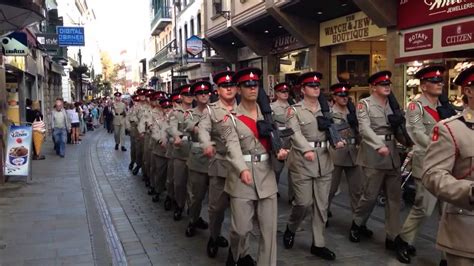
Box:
[398,0,474,30]
[320,11,386,47]
[270,34,305,54]
[1,32,29,56]
[37,33,59,50]
[186,35,204,56]
[57,26,85,46]
[441,20,474,47]
[397,16,474,62]
[404,29,434,52]
[4,125,33,176]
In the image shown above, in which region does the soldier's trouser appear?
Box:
[129,126,138,163]
[208,175,229,239]
[187,169,209,223]
[271,156,285,184]
[173,159,189,209]
[113,124,125,146]
[353,167,401,240]
[142,134,151,178]
[146,139,156,179]
[135,137,144,168]
[153,155,168,194]
[166,158,175,200]
[150,152,158,188]
[288,172,332,247]
[328,165,362,213]
[230,195,277,266]
[399,178,439,244]
[446,253,474,266]
[288,171,294,201]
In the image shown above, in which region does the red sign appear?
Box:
[398,0,474,29]
[404,29,434,52]
[441,20,474,47]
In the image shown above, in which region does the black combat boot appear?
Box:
[152,193,160,203]
[394,236,411,264]
[283,225,295,249]
[185,223,196,237]
[128,162,134,170]
[173,208,183,221]
[115,144,119,150]
[207,237,219,258]
[164,196,172,211]
[132,166,140,176]
[216,236,228,247]
[310,246,336,261]
[121,146,127,152]
[147,187,156,195]
[349,221,361,242]
[360,225,373,238]
[226,249,237,266]
[194,217,208,230]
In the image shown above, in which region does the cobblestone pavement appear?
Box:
[0,128,442,265]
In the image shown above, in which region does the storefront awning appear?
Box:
[0,0,46,35]
[395,50,474,64]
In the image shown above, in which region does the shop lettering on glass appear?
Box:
[442,20,474,47]
[404,29,434,51]
[270,35,302,54]
[398,0,474,29]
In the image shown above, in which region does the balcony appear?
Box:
[150,7,172,36]
[0,0,46,34]
[149,40,178,72]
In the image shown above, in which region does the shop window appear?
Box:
[212,0,222,16]
[337,55,369,86]
[277,48,310,82]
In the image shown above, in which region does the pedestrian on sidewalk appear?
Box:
[67,103,81,144]
[50,99,71,157]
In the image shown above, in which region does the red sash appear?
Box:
[237,115,270,152]
[423,106,440,122]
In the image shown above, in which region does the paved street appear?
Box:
[0,128,442,265]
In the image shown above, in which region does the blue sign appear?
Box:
[57,26,85,46]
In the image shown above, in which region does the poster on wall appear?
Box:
[4,125,33,176]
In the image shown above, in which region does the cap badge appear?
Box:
[225,75,230,81]
[436,70,441,76]
[249,72,254,78]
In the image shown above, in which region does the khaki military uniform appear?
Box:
[399,95,442,244]
[147,107,163,190]
[127,103,140,164]
[138,105,153,179]
[135,104,150,169]
[353,95,402,240]
[185,107,209,223]
[150,109,168,196]
[198,100,236,240]
[270,100,289,183]
[168,106,192,210]
[112,101,127,146]
[328,106,361,213]
[422,108,474,265]
[222,104,277,265]
[163,111,175,201]
[286,100,333,247]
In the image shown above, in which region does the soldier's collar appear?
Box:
[418,94,440,109]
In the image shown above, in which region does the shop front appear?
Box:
[396,0,474,107]
[320,11,387,101]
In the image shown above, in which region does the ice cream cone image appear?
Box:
[33,130,44,156]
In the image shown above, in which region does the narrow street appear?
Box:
[0,128,442,265]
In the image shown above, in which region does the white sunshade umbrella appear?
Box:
[0,0,46,35]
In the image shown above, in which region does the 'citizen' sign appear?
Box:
[441,20,474,46]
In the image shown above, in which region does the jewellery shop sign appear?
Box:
[4,125,33,176]
[320,11,386,47]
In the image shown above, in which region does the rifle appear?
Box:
[387,92,413,147]
[317,93,343,147]
[256,87,294,155]
[437,93,457,120]
[346,98,358,132]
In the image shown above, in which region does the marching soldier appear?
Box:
[112,91,127,152]
[184,81,212,237]
[282,72,343,260]
[350,71,405,252]
[147,91,166,196]
[270,82,291,194]
[139,89,155,186]
[132,89,147,175]
[422,66,474,266]
[127,94,141,170]
[327,83,361,218]
[395,66,454,264]
[150,97,173,203]
[223,68,288,265]
[168,85,194,221]
[199,70,236,258]
[163,92,182,211]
